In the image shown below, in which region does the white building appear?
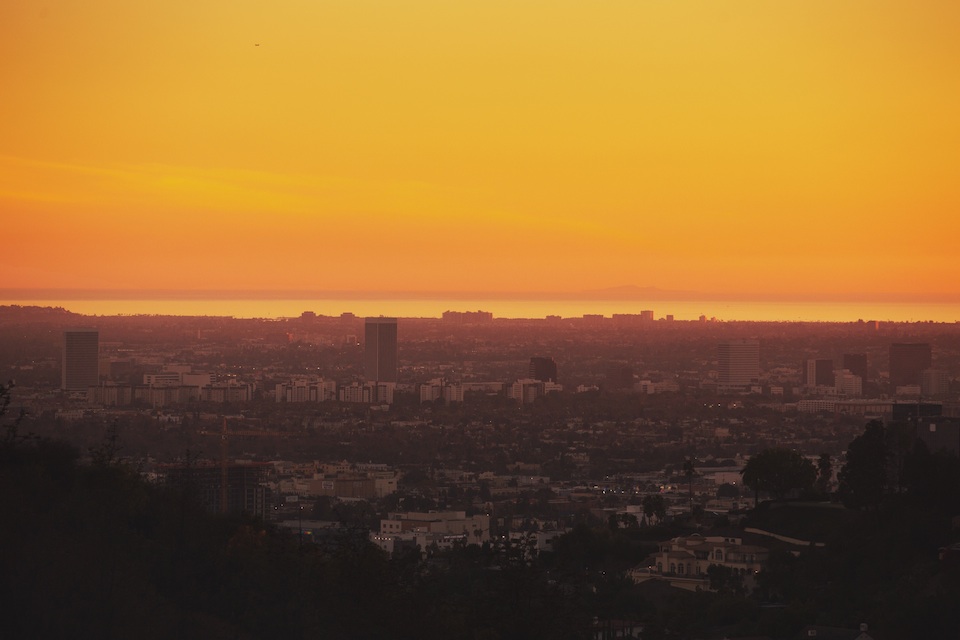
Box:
[379,510,490,540]
[834,369,863,397]
[373,510,492,556]
[419,378,465,404]
[630,533,769,592]
[509,379,562,404]
[338,381,395,404]
[797,399,838,413]
[276,378,337,402]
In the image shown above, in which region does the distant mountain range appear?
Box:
[575,285,703,300]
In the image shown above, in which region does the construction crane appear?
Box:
[213,417,283,515]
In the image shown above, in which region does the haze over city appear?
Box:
[3,304,960,638]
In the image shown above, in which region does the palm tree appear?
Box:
[683,457,696,512]
[642,494,666,525]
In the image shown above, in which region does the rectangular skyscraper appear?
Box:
[889,343,931,388]
[842,353,868,383]
[803,359,835,387]
[529,357,558,382]
[364,317,398,383]
[62,329,99,391]
[717,339,760,387]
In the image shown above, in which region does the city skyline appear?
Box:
[3,2,959,304]
[5,295,960,324]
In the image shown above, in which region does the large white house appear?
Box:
[629,533,769,592]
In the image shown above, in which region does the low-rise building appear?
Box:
[630,533,769,592]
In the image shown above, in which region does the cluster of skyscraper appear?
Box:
[712,339,947,400]
[60,320,401,394]
[61,324,946,404]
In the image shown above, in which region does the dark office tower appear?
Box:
[717,340,760,387]
[62,329,99,391]
[803,359,835,387]
[842,353,868,382]
[889,343,931,388]
[364,317,398,383]
[529,357,558,383]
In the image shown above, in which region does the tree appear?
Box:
[608,512,620,531]
[606,512,639,531]
[838,420,888,510]
[717,482,740,499]
[816,453,833,495]
[901,438,960,514]
[706,564,745,596]
[642,494,666,525]
[741,449,816,501]
[310,495,336,520]
[0,380,27,447]
[478,479,492,502]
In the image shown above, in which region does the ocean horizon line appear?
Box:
[3,296,960,324]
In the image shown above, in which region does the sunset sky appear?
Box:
[3,1,959,303]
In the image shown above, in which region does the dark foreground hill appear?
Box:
[2,415,959,639]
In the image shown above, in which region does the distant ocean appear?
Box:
[3,297,959,323]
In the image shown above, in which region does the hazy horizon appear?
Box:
[4,294,959,324]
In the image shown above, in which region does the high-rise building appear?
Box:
[803,359,835,387]
[717,340,760,387]
[842,353,868,383]
[529,357,558,383]
[921,369,950,397]
[889,343,931,388]
[62,329,99,391]
[364,317,398,383]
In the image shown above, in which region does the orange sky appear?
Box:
[2,1,959,301]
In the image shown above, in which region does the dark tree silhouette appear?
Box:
[741,448,816,501]
[838,420,888,510]
[815,452,832,494]
[901,438,960,514]
[642,494,666,525]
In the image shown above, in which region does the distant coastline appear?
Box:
[2,296,959,324]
